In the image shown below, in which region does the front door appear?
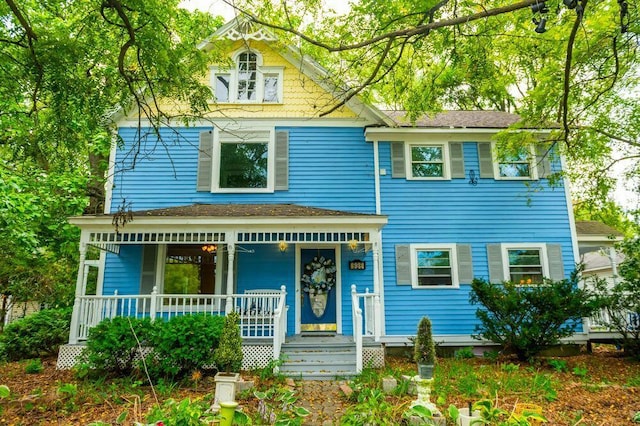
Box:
[300,248,338,332]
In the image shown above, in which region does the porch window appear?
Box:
[164,245,216,295]
[506,248,544,285]
[410,244,459,288]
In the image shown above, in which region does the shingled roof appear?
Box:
[575,221,623,237]
[382,110,558,129]
[130,203,377,218]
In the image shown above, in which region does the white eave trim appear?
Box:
[364,127,554,141]
[577,235,624,244]
[69,215,388,229]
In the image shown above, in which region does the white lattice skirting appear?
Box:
[57,344,274,371]
[363,346,385,369]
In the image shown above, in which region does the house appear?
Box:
[57,18,580,377]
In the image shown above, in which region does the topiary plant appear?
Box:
[214,311,243,373]
[414,316,436,367]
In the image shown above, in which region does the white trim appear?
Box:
[373,140,381,215]
[500,243,549,283]
[104,134,118,214]
[295,244,342,334]
[70,217,387,228]
[562,154,582,265]
[409,243,459,289]
[117,117,373,128]
[96,250,106,296]
[492,142,538,181]
[405,142,451,180]
[365,128,553,140]
[156,244,167,292]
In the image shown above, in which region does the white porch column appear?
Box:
[69,241,88,344]
[609,246,619,284]
[225,241,236,313]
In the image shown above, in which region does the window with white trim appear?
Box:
[213,130,274,192]
[493,144,537,180]
[406,143,449,179]
[210,50,283,104]
[502,244,548,285]
[411,244,459,288]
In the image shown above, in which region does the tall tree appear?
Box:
[229,0,639,212]
[0,0,223,306]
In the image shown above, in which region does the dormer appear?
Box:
[210,48,284,104]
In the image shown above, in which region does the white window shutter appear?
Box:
[196,130,214,191]
[456,244,474,284]
[546,244,565,281]
[486,244,504,283]
[535,144,553,179]
[477,143,494,179]
[449,142,466,178]
[274,130,289,191]
[391,142,406,178]
[395,244,411,285]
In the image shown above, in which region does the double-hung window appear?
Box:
[503,244,548,285]
[494,144,536,180]
[411,244,459,288]
[407,143,449,179]
[211,50,283,104]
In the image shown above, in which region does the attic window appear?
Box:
[210,49,284,104]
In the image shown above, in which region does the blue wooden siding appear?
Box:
[113,126,375,213]
[103,246,142,296]
[378,142,577,336]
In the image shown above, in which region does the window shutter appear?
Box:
[395,244,411,285]
[456,244,474,284]
[477,143,494,179]
[449,142,465,178]
[196,130,214,191]
[140,245,158,295]
[546,244,565,281]
[535,144,553,179]
[486,244,504,283]
[391,142,406,178]
[274,130,289,191]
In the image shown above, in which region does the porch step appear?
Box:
[279,336,357,380]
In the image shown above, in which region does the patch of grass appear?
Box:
[572,364,589,379]
[454,347,475,359]
[626,374,640,387]
[24,358,43,374]
[547,359,568,373]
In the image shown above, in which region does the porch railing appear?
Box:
[351,285,381,372]
[586,307,640,333]
[69,287,288,346]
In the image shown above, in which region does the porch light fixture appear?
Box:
[201,244,217,253]
[278,240,288,253]
[348,239,359,252]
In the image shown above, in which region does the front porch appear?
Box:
[59,286,384,374]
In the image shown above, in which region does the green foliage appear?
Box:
[340,387,395,425]
[414,316,436,364]
[633,411,640,423]
[470,273,598,361]
[82,317,155,376]
[146,314,225,380]
[547,359,569,373]
[403,404,433,422]
[589,237,640,358]
[24,358,44,374]
[254,388,310,425]
[572,364,588,378]
[214,311,243,373]
[454,347,475,359]
[146,397,218,426]
[0,307,71,361]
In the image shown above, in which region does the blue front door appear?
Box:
[300,248,337,332]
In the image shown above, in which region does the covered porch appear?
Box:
[61,204,387,372]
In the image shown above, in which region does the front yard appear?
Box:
[0,346,638,425]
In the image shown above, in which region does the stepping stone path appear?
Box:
[292,380,348,425]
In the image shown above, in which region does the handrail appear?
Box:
[69,290,285,343]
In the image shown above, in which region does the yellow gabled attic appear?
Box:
[196,17,390,123]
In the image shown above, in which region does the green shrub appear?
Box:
[24,358,43,374]
[470,272,597,361]
[147,314,225,380]
[214,311,243,373]
[0,307,71,361]
[414,316,436,364]
[82,316,155,376]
